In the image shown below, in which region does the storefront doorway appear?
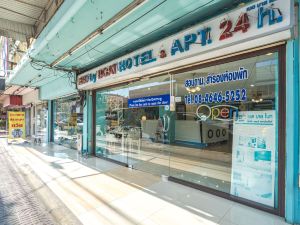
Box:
[53,96,83,149]
[34,103,48,143]
[93,46,285,215]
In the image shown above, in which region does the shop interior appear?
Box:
[95,51,279,205]
[53,96,83,149]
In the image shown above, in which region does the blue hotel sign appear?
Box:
[128,94,170,108]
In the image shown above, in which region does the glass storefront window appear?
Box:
[95,50,280,209]
[35,103,48,142]
[53,96,83,149]
[96,76,171,167]
[171,52,279,208]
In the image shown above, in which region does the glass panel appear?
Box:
[170,52,279,208]
[53,96,83,149]
[35,103,48,142]
[94,51,279,208]
[95,75,173,175]
[25,108,31,137]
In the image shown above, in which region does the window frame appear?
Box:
[91,44,286,216]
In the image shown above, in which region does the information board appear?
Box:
[8,111,25,139]
[128,94,170,108]
[231,110,276,207]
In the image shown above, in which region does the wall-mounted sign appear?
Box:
[128,94,170,108]
[184,67,248,88]
[231,110,276,207]
[8,111,25,139]
[185,88,247,105]
[77,0,292,90]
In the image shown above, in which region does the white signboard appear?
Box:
[231,110,276,207]
[78,0,292,90]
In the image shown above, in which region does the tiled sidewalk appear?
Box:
[3,140,290,225]
[0,143,56,225]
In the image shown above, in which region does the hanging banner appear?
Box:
[231,110,276,207]
[8,111,25,139]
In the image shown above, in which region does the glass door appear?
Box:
[35,103,48,143]
[95,75,174,176]
[94,48,283,213]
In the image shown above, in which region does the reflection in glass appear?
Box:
[53,96,83,149]
[35,103,48,143]
[95,52,279,208]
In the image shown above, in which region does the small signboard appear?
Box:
[8,111,25,139]
[231,110,276,207]
[128,94,170,108]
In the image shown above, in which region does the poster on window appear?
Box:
[231,110,276,207]
[8,111,25,139]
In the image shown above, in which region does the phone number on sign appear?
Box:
[184,88,247,105]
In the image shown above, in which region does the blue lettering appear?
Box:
[230,107,239,121]
[133,55,140,67]
[171,39,184,56]
[257,0,267,7]
[247,5,256,12]
[89,73,96,83]
[184,33,197,51]
[126,58,133,69]
[198,27,212,46]
[140,50,156,65]
[118,60,127,72]
[258,6,283,28]
[228,72,233,81]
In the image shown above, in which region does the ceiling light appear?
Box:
[251,98,263,103]
[70,29,102,55]
[51,54,70,67]
[50,0,147,68]
[266,52,273,56]
[250,84,255,87]
[186,86,201,93]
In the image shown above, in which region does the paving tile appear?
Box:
[148,181,233,220]
[147,204,220,225]
[75,173,139,203]
[5,140,291,225]
[109,190,168,223]
[0,145,56,225]
[223,203,290,225]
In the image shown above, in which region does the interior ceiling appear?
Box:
[8,0,254,88]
